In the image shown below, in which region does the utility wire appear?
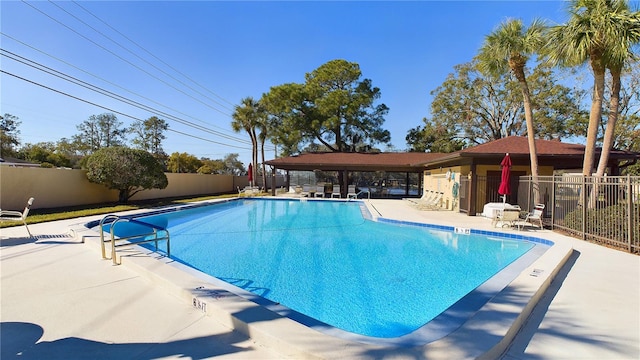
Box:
[1,69,254,150]
[20,0,234,118]
[49,0,235,113]
[1,49,254,145]
[9,2,275,152]
[70,0,236,109]
[0,32,241,141]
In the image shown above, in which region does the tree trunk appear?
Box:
[584,57,606,177]
[260,137,267,191]
[591,68,622,209]
[250,129,258,188]
[596,68,622,177]
[584,56,606,209]
[515,67,541,204]
[118,189,129,204]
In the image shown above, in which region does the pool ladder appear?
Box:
[99,214,170,265]
[348,190,371,200]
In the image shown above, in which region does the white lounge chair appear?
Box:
[423,191,443,205]
[238,186,257,197]
[314,185,325,197]
[347,185,357,199]
[405,190,432,207]
[331,185,341,198]
[524,204,545,229]
[414,192,444,210]
[420,190,436,203]
[0,197,35,237]
[300,184,311,197]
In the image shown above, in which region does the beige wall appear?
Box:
[424,165,553,211]
[421,164,555,212]
[474,164,554,176]
[137,173,235,201]
[422,166,463,211]
[0,166,246,210]
[0,166,118,210]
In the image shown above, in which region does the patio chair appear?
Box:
[415,192,444,210]
[331,185,341,198]
[0,197,35,237]
[524,204,545,229]
[421,190,435,202]
[314,185,325,197]
[300,184,311,197]
[347,185,357,199]
[427,192,444,206]
[492,208,521,229]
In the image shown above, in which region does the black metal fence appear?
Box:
[519,175,639,254]
[459,174,639,254]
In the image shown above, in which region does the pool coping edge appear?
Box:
[76,198,574,359]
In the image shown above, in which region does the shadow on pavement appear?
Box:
[1,321,254,360]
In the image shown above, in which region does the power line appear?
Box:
[70,0,236,109]
[1,69,255,150]
[20,0,234,119]
[1,48,254,145]
[48,0,236,113]
[8,2,275,153]
[0,31,241,140]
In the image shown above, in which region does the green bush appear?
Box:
[84,147,168,203]
[563,203,639,244]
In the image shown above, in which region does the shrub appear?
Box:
[84,147,168,203]
[563,203,639,245]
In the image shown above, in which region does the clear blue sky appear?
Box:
[1,1,570,165]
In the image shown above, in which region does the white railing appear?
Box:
[99,215,170,265]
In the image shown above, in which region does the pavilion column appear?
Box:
[271,166,277,196]
[405,172,410,197]
[339,170,347,197]
[468,163,477,216]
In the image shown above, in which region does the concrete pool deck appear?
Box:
[1,198,638,359]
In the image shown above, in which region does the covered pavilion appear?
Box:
[265,137,640,211]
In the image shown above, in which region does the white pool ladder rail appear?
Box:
[99,214,170,265]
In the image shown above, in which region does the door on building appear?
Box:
[486,171,526,204]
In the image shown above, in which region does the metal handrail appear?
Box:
[99,214,120,259]
[348,190,371,200]
[99,215,170,265]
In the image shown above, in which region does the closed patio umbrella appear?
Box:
[248,163,253,187]
[498,153,511,204]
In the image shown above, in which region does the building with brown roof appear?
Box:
[265,136,640,214]
[265,152,438,198]
[419,136,637,173]
[417,136,639,214]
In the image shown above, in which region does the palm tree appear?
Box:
[231,97,260,186]
[595,6,640,177]
[477,18,546,203]
[255,102,270,191]
[545,0,637,177]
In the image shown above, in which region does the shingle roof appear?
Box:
[265,136,640,171]
[459,136,586,155]
[265,152,444,171]
[421,136,639,166]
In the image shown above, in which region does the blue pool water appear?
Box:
[105,199,537,339]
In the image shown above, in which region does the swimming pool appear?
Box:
[103,198,548,344]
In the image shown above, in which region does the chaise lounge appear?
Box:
[0,197,35,237]
[347,185,357,199]
[331,185,341,198]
